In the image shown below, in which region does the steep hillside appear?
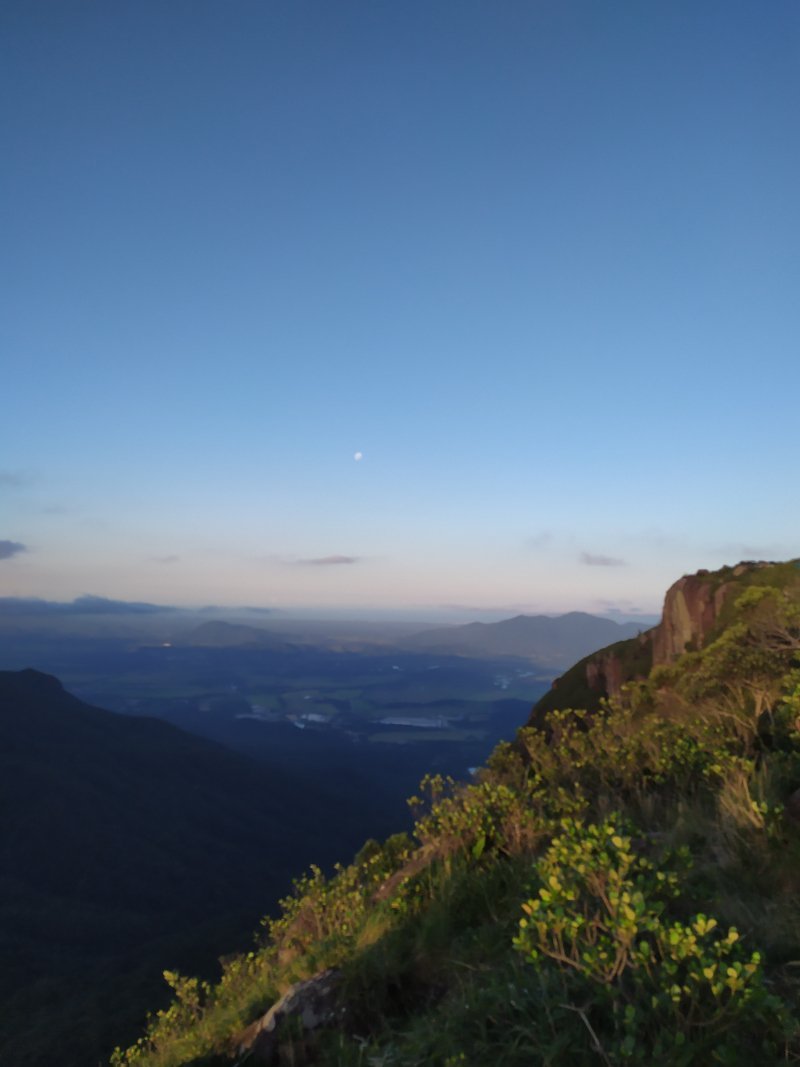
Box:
[402,612,645,668]
[112,560,800,1066]
[534,559,800,718]
[0,671,412,1067]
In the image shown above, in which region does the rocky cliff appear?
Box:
[533,560,788,716]
[649,562,775,664]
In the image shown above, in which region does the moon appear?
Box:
[353,451,363,462]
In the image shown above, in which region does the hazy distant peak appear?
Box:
[0,595,175,616]
[70,595,175,614]
[401,612,645,669]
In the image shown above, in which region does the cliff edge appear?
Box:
[533,559,799,718]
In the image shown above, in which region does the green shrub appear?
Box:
[513,818,789,1063]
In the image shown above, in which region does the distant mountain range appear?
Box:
[0,596,280,617]
[0,594,177,615]
[401,612,648,668]
[171,614,649,664]
[0,600,652,668]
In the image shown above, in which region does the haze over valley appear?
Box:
[0,597,647,777]
[0,600,646,1064]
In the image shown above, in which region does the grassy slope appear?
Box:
[113,562,800,1065]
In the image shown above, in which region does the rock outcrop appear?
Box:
[584,646,629,701]
[233,968,342,1064]
[649,561,774,666]
[533,561,778,716]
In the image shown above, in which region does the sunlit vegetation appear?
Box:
[111,566,800,1065]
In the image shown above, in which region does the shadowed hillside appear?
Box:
[0,671,423,1066]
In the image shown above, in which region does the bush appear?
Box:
[513,818,789,1063]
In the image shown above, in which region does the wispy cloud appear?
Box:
[595,599,643,615]
[526,530,553,550]
[710,542,782,562]
[0,540,27,560]
[594,598,659,621]
[0,469,34,489]
[297,554,360,566]
[151,554,180,564]
[439,602,540,615]
[580,551,626,567]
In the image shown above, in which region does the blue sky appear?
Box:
[2,1,799,619]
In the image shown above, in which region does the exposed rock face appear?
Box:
[534,562,775,717]
[651,573,720,664]
[233,968,342,1064]
[585,647,628,700]
[650,562,771,666]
